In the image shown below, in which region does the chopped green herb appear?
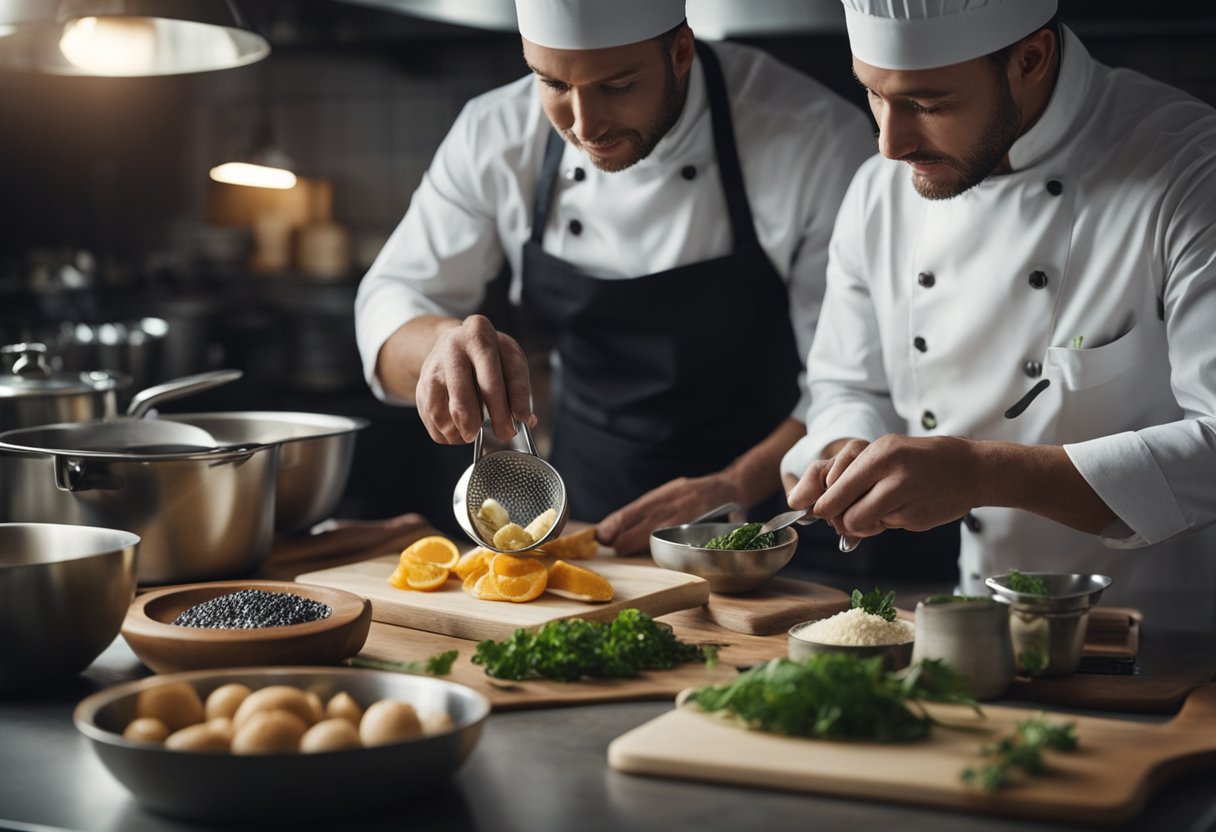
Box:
[471,608,710,682]
[961,714,1078,790]
[349,649,459,676]
[704,522,776,550]
[1017,647,1050,676]
[684,654,980,744]
[851,587,897,621]
[1007,569,1049,596]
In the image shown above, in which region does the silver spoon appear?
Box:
[757,508,856,552]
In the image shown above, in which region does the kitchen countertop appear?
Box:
[3,628,1216,832]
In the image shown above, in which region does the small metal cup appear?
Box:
[985,572,1112,678]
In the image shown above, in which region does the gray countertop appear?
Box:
[3,631,1216,832]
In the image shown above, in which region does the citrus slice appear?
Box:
[400,535,460,569]
[388,560,449,592]
[488,554,547,602]
[492,523,535,552]
[537,527,599,559]
[524,507,558,542]
[546,559,614,602]
[453,548,493,581]
[471,571,508,602]
[462,565,490,596]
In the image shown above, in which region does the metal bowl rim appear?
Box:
[649,523,798,553]
[984,572,1112,604]
[162,411,371,442]
[0,522,141,570]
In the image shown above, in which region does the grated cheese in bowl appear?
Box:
[797,608,914,647]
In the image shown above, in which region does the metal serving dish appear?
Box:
[74,667,490,822]
[0,522,139,691]
[649,521,797,593]
[161,412,368,533]
[985,572,1112,678]
[787,618,915,671]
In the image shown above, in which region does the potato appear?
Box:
[325,691,363,725]
[300,718,362,753]
[492,522,534,552]
[232,685,316,729]
[304,690,325,725]
[359,699,422,747]
[231,709,308,754]
[135,682,204,732]
[421,711,455,736]
[524,508,557,542]
[204,683,251,721]
[123,716,171,744]
[165,723,231,753]
[206,716,234,742]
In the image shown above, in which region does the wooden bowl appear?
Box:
[121,580,371,674]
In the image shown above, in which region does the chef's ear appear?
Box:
[666,22,696,78]
[1010,27,1057,90]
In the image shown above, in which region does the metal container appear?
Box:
[74,667,490,822]
[0,342,128,431]
[160,411,369,533]
[0,421,278,585]
[0,522,139,691]
[649,521,797,593]
[985,572,1112,678]
[911,597,1015,699]
[787,619,914,671]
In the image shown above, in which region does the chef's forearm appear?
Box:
[970,440,1117,535]
[722,418,808,508]
[374,316,462,403]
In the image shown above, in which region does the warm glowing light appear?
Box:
[59,16,157,76]
[209,162,298,190]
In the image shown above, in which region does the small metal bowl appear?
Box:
[985,572,1113,678]
[787,618,915,671]
[73,667,490,822]
[649,522,797,593]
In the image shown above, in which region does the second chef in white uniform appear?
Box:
[782,0,1216,631]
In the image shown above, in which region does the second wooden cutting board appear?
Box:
[298,555,710,641]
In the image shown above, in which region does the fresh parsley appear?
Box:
[685,654,980,744]
[349,649,459,676]
[961,714,1078,790]
[704,522,776,550]
[1007,569,1049,596]
[471,608,710,682]
[851,587,897,621]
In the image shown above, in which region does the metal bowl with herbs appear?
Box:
[985,571,1112,678]
[649,521,797,593]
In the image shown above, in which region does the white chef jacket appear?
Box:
[355,40,875,420]
[781,27,1216,632]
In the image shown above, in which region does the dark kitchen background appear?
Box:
[1,0,1213,545]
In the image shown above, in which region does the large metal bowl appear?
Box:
[649,521,797,593]
[161,412,369,533]
[73,667,489,822]
[0,522,139,691]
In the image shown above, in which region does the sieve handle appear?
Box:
[471,418,540,462]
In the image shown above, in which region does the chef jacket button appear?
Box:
[1046,179,1063,196]
[913,336,927,353]
[1023,360,1043,378]
[1028,270,1049,289]
[921,410,937,430]
[566,167,586,182]
[917,271,935,288]
[963,512,983,533]
[681,165,697,180]
[568,219,583,236]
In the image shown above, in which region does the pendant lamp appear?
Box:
[0,0,269,76]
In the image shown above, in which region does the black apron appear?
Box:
[520,41,801,522]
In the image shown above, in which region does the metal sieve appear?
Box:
[453,418,568,553]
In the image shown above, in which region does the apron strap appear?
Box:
[531,129,567,245]
[694,40,758,252]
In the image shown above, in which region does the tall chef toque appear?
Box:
[514,0,686,50]
[840,0,1057,71]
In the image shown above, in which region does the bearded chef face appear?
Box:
[523,25,694,173]
[854,53,1024,200]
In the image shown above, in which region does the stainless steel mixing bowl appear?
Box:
[74,666,490,822]
[0,522,139,690]
[649,521,797,593]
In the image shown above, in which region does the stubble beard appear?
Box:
[565,64,686,173]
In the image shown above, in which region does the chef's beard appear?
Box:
[564,62,686,173]
[906,72,1022,201]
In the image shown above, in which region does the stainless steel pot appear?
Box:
[0,422,278,585]
[160,411,369,533]
[0,342,128,431]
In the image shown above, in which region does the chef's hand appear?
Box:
[415,315,536,444]
[789,434,976,541]
[596,475,737,556]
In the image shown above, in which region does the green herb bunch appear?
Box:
[471,608,709,682]
[685,654,980,744]
[961,714,1078,790]
[851,587,897,621]
[704,522,776,551]
[1007,569,1049,596]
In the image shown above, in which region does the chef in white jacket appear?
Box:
[782,0,1216,631]
[356,0,873,553]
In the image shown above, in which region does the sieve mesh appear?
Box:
[466,451,566,548]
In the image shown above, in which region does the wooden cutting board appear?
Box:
[703,577,852,635]
[298,555,709,641]
[608,683,1216,825]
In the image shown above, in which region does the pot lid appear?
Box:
[0,343,128,399]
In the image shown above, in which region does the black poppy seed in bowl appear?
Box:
[171,589,333,629]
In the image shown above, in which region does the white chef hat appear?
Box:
[840,0,1058,71]
[514,0,686,50]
